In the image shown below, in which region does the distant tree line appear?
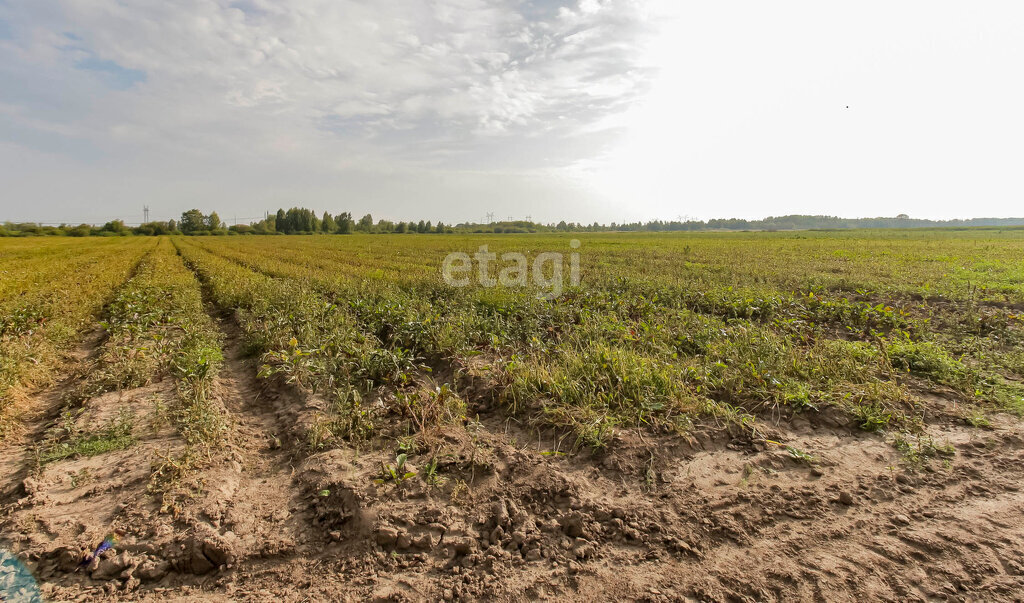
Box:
[246,208,454,235]
[0,219,174,238]
[0,208,454,237]
[453,215,1024,233]
[4,211,1024,237]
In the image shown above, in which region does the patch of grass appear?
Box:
[966,409,992,428]
[852,402,895,432]
[39,407,136,465]
[887,339,967,386]
[891,433,956,469]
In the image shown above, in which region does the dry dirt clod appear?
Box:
[838,491,855,505]
[90,552,136,581]
[396,533,412,550]
[136,559,170,583]
[375,526,398,547]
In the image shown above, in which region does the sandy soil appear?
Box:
[2,316,1023,602]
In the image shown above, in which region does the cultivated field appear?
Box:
[2,230,1024,601]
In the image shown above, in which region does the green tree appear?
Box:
[207,211,222,231]
[322,211,337,233]
[101,220,130,235]
[180,209,206,234]
[336,212,353,234]
[357,214,373,232]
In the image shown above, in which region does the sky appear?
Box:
[1,0,1022,225]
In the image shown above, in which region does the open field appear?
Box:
[2,230,1024,601]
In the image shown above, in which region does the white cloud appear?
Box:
[2,0,1022,223]
[0,0,651,170]
[0,0,657,223]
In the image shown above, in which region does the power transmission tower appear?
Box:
[143,205,150,223]
[525,215,532,222]
[485,212,494,224]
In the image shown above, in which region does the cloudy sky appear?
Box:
[1,1,1022,225]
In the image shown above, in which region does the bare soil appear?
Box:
[2,318,1024,602]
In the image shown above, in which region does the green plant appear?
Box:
[643,452,657,490]
[966,410,991,428]
[891,434,955,469]
[421,455,445,486]
[853,403,893,432]
[785,445,816,464]
[375,453,416,484]
[39,407,136,465]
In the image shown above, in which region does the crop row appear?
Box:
[172,235,1024,450]
[9,232,1008,453]
[0,238,153,434]
[33,239,228,513]
[78,239,226,442]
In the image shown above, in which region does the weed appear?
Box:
[966,410,992,428]
[853,403,893,432]
[38,407,136,465]
[148,448,203,516]
[69,468,93,488]
[643,452,657,490]
[891,434,955,469]
[307,387,374,450]
[421,455,446,486]
[785,446,817,464]
[450,479,469,503]
[375,453,416,484]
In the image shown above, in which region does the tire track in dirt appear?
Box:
[169,263,322,574]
